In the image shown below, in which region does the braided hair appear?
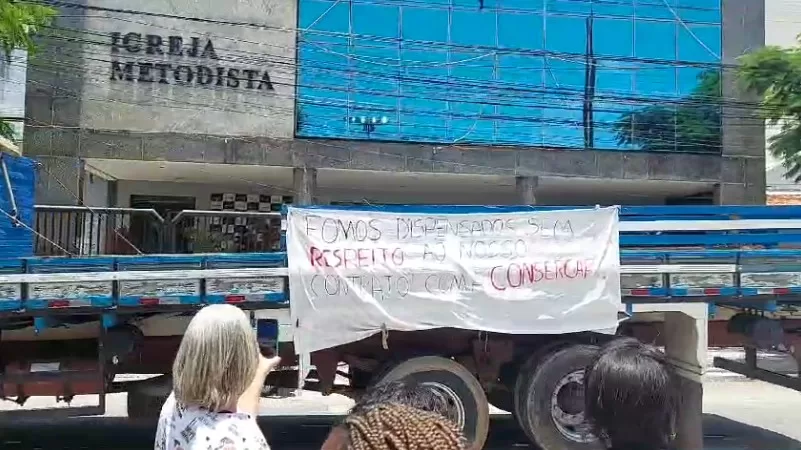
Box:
[350,380,452,419]
[341,403,466,450]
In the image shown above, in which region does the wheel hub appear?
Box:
[550,370,596,443]
[421,381,466,429]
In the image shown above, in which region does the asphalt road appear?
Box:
[3,380,801,450]
[4,348,801,450]
[2,412,801,450]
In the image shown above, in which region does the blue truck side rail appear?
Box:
[1,205,801,316]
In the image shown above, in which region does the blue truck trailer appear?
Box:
[1,203,800,450]
[0,143,798,450]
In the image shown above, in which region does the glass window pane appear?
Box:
[501,0,544,12]
[545,15,587,54]
[400,98,447,142]
[677,0,720,24]
[352,3,399,38]
[452,10,497,47]
[454,0,499,8]
[634,62,677,97]
[543,103,585,148]
[497,54,545,145]
[629,104,678,152]
[498,12,543,49]
[594,101,635,150]
[677,24,721,63]
[594,18,633,57]
[544,58,585,91]
[636,0,677,20]
[299,0,349,31]
[546,0,591,15]
[593,0,634,18]
[595,62,634,95]
[498,55,544,88]
[451,102,495,143]
[635,20,676,60]
[402,7,448,42]
[497,106,544,146]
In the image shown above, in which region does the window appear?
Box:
[296,0,723,153]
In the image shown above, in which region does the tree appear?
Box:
[612,70,722,154]
[738,44,801,182]
[0,0,55,140]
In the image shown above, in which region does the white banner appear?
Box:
[287,206,621,354]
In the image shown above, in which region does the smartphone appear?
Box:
[255,318,279,357]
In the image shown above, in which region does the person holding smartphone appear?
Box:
[154,304,281,450]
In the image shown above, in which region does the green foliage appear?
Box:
[738,44,801,182]
[0,0,56,141]
[0,120,14,139]
[613,70,722,154]
[0,0,55,57]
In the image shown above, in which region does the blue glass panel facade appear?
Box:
[296,0,722,153]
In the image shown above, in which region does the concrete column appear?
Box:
[664,307,707,450]
[720,0,766,205]
[515,176,538,205]
[714,181,765,205]
[293,167,317,205]
[631,303,707,450]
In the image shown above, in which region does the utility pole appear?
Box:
[583,13,597,149]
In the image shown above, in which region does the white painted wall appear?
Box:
[0,49,27,142]
[765,1,801,187]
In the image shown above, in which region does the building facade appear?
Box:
[25,0,765,212]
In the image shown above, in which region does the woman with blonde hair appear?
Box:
[154,304,281,450]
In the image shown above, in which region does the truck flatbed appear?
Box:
[0,204,798,450]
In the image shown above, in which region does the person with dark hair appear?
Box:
[321,380,463,450]
[584,338,681,450]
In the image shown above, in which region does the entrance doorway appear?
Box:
[130,195,196,253]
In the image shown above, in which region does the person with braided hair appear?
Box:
[321,380,466,450]
[324,402,466,450]
[348,380,453,419]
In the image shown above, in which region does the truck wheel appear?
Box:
[515,345,599,450]
[378,356,490,450]
[127,375,171,421]
[512,340,572,425]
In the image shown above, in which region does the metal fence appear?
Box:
[33,206,283,256]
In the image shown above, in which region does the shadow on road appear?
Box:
[2,414,800,450]
[702,414,801,450]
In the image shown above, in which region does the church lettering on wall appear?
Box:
[108,32,274,90]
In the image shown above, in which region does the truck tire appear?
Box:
[127,375,172,421]
[378,356,490,450]
[515,345,599,450]
[512,340,573,424]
